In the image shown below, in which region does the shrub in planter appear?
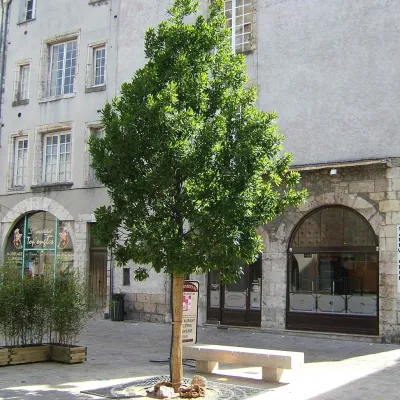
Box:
[49,271,96,364]
[0,267,98,365]
[0,267,53,347]
[50,271,90,346]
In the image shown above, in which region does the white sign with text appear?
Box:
[182,280,199,346]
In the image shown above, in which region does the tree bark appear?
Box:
[171,274,184,392]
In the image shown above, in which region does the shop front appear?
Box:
[286,206,379,335]
[3,211,74,276]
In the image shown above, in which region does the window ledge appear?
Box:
[39,93,76,104]
[31,182,73,192]
[89,0,108,5]
[8,186,27,192]
[12,99,29,107]
[17,18,36,26]
[85,84,106,94]
[85,181,104,188]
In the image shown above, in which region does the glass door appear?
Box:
[207,257,262,327]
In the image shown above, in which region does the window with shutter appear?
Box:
[19,0,36,22]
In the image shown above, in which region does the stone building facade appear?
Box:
[0,0,400,340]
[260,160,400,339]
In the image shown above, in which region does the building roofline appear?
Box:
[291,158,390,172]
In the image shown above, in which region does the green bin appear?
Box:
[111,293,125,321]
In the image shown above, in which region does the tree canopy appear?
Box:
[89,0,306,283]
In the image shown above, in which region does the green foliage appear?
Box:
[0,268,97,347]
[89,0,307,283]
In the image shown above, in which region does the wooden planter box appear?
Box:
[0,347,10,366]
[50,344,87,364]
[9,345,51,365]
[0,344,87,366]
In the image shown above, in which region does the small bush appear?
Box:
[0,268,98,347]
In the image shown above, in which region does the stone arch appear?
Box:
[278,192,380,251]
[0,197,75,265]
[1,197,74,224]
[260,191,381,332]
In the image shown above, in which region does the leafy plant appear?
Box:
[0,267,97,347]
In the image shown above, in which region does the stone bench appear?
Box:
[182,344,304,383]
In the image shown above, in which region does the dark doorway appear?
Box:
[207,256,262,327]
[88,224,108,306]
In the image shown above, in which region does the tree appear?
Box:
[89,0,306,391]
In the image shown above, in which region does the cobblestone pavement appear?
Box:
[1,318,400,399]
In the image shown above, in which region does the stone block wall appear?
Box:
[123,292,171,323]
[261,160,400,339]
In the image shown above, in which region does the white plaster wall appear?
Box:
[256,0,400,165]
[0,0,117,194]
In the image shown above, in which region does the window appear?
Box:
[43,133,71,183]
[88,127,104,183]
[224,0,253,53]
[19,0,36,22]
[86,42,107,92]
[13,61,31,105]
[288,206,379,329]
[49,40,77,97]
[13,137,28,186]
[123,268,130,286]
[94,46,106,86]
[26,0,36,20]
[4,212,73,275]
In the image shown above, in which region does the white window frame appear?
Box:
[86,41,107,91]
[86,123,104,184]
[224,0,253,53]
[93,45,106,86]
[42,132,72,184]
[13,60,31,104]
[48,39,78,97]
[13,137,29,187]
[25,0,36,21]
[19,0,36,22]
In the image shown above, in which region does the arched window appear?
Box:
[3,211,73,277]
[291,207,377,249]
[287,206,378,334]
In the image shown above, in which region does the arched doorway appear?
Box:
[3,211,74,276]
[286,206,379,335]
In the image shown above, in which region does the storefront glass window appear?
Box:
[288,207,378,317]
[3,211,73,277]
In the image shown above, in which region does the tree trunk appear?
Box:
[171,274,184,392]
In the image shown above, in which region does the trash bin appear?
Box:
[110,293,125,321]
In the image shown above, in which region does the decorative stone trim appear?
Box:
[85,85,106,93]
[1,196,74,224]
[31,182,73,192]
[12,99,29,107]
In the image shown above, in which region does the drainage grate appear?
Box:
[81,375,268,399]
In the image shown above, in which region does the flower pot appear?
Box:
[0,347,10,366]
[9,345,51,365]
[50,344,87,364]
